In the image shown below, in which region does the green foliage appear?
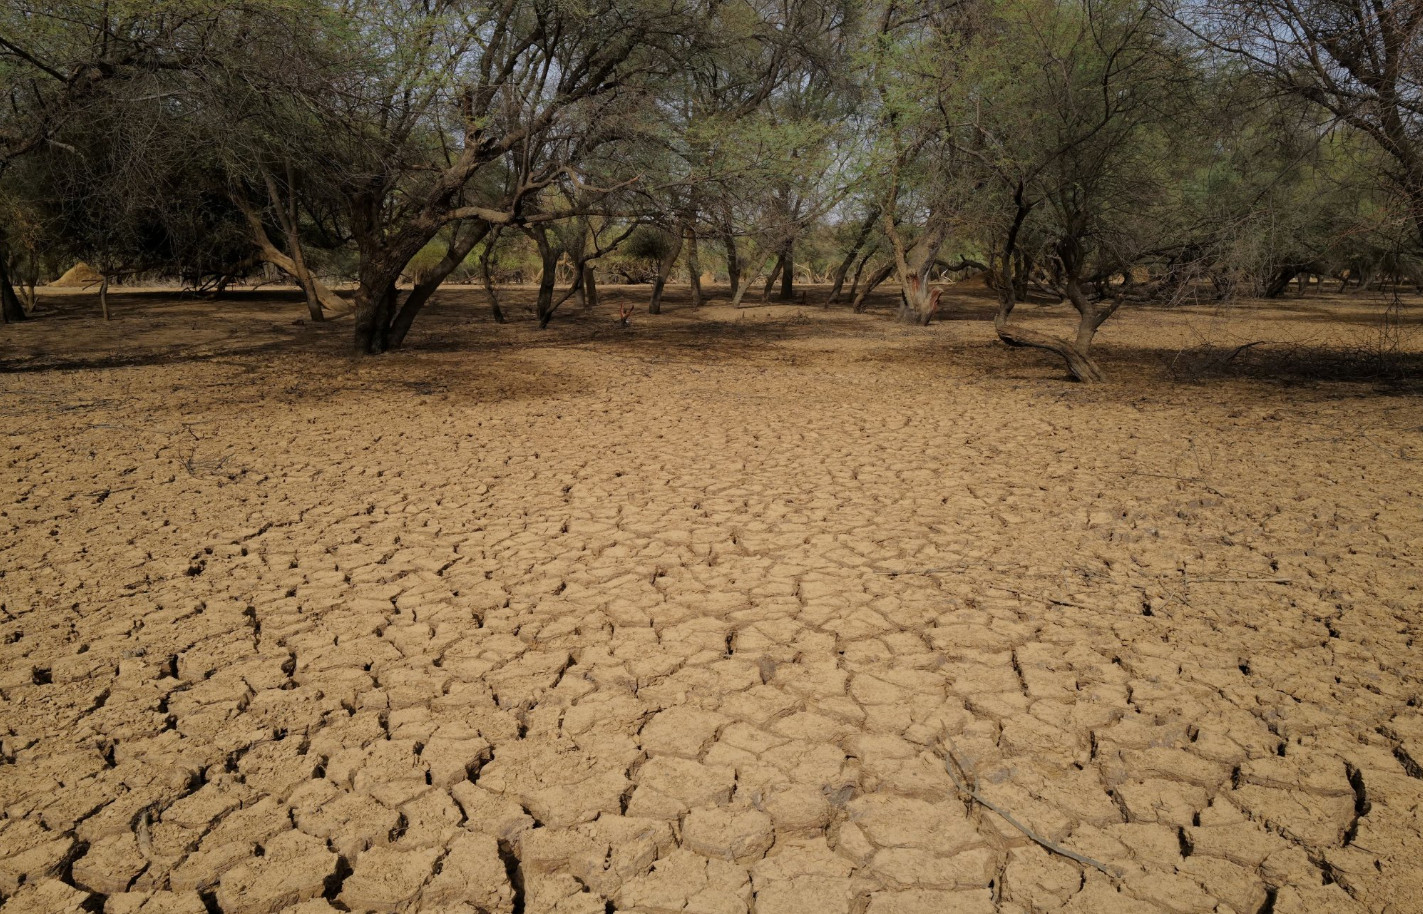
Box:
[3,0,1420,335]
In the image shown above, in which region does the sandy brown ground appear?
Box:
[1,283,1422,914]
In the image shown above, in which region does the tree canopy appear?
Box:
[4,0,1420,375]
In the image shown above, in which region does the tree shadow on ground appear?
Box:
[400,285,883,361]
[0,287,350,372]
[5,283,1422,396]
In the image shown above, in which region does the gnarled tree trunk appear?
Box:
[237,198,351,320]
[883,209,948,325]
[266,168,324,322]
[1264,266,1297,298]
[899,277,943,326]
[991,193,1110,382]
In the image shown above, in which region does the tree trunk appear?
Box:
[723,233,741,299]
[284,225,323,322]
[353,255,413,354]
[852,262,894,313]
[238,198,350,319]
[995,310,1105,382]
[1264,267,1297,298]
[847,245,876,301]
[730,271,753,308]
[827,208,880,304]
[364,283,401,352]
[100,275,111,321]
[779,240,794,300]
[349,187,462,353]
[687,230,703,307]
[1066,278,1116,355]
[528,226,559,326]
[480,227,505,323]
[648,230,684,315]
[991,197,1108,383]
[0,252,26,323]
[352,278,384,354]
[897,277,942,326]
[994,278,1107,383]
[539,269,586,330]
[386,221,491,349]
[582,264,598,312]
[761,251,785,302]
[268,167,324,322]
[883,208,948,324]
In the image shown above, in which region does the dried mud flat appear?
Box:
[2,286,1422,914]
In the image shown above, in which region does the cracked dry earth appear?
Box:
[2,291,1423,914]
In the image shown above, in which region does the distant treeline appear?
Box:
[3,0,1421,377]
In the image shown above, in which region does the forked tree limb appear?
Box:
[236,199,352,317]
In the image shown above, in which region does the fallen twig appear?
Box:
[941,745,1121,878]
[1302,423,1422,461]
[874,566,966,576]
[1182,576,1291,585]
[990,585,1091,610]
[1222,340,1269,362]
[1122,470,1227,498]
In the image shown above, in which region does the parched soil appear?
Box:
[1,284,1421,914]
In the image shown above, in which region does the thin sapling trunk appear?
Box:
[687,230,702,307]
[648,230,684,315]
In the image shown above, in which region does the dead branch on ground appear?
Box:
[941,741,1122,879]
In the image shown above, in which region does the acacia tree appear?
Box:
[850,0,974,324]
[217,79,362,322]
[748,66,859,302]
[296,0,710,353]
[1181,0,1423,247]
[0,0,207,320]
[948,0,1196,380]
[19,52,263,315]
[1,0,351,320]
[1181,87,1413,299]
[611,0,855,311]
